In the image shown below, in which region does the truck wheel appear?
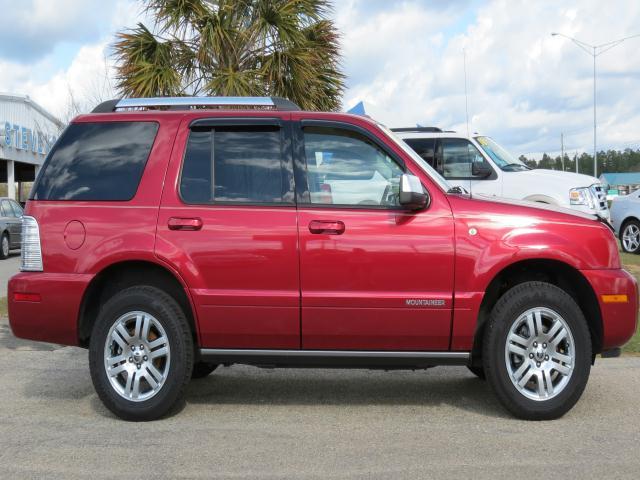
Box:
[467,366,486,380]
[621,220,640,253]
[192,362,218,379]
[89,285,193,421]
[483,281,591,420]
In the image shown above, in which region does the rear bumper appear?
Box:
[8,272,93,346]
[581,268,638,350]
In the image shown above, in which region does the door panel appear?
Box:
[295,121,455,351]
[298,208,454,350]
[155,115,300,349]
[156,206,300,348]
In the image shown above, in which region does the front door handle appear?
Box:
[168,217,203,231]
[308,220,345,235]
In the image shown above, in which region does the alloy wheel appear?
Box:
[504,307,574,401]
[623,223,640,252]
[103,311,170,402]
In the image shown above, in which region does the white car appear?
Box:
[395,128,609,218]
[610,191,640,253]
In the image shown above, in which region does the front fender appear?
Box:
[448,195,620,350]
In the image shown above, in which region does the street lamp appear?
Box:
[551,32,640,177]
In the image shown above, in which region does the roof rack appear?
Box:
[391,127,442,133]
[91,96,301,113]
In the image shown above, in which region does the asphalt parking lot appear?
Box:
[0,253,19,297]
[0,318,639,479]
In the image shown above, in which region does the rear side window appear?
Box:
[10,201,23,217]
[180,126,289,204]
[0,200,14,217]
[32,122,158,201]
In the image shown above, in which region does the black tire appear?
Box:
[192,362,219,379]
[0,232,9,259]
[89,285,194,421]
[467,365,486,380]
[620,219,640,254]
[483,281,591,420]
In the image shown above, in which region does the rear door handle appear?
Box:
[168,217,203,231]
[308,220,345,235]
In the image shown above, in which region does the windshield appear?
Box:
[379,124,452,192]
[475,136,530,172]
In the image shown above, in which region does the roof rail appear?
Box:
[391,127,443,133]
[91,96,301,113]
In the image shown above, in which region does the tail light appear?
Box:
[20,216,43,272]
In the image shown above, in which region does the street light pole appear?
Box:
[593,48,596,177]
[551,32,640,177]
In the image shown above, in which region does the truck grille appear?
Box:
[590,184,608,213]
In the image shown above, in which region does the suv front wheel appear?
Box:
[483,282,591,420]
[89,285,193,421]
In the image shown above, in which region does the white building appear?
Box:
[0,93,63,201]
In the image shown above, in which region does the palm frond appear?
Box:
[114,0,345,110]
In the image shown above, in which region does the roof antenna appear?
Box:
[463,48,470,138]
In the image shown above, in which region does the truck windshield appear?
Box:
[379,124,452,192]
[475,136,530,172]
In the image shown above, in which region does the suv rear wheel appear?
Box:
[89,285,193,421]
[483,282,591,420]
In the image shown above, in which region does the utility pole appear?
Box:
[561,133,565,171]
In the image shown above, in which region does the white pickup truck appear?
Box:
[395,127,609,218]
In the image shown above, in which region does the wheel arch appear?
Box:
[77,259,198,348]
[471,258,603,364]
[522,194,559,205]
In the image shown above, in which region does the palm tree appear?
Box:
[113,0,345,111]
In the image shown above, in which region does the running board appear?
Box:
[199,348,470,369]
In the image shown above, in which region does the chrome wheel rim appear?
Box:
[2,236,8,256]
[104,311,170,402]
[623,224,640,252]
[504,307,575,401]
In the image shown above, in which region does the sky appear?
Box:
[0,0,639,159]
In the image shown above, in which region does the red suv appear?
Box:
[8,96,637,421]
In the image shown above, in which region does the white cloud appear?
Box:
[0,0,143,120]
[0,0,117,61]
[337,0,640,158]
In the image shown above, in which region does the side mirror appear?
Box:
[399,174,429,210]
[471,161,492,178]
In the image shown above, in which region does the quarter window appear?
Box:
[303,127,405,207]
[32,122,158,201]
[180,126,288,204]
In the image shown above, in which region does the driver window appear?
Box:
[441,138,490,179]
[303,127,404,207]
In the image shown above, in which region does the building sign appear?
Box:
[3,122,57,156]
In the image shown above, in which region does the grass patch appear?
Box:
[621,250,640,354]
